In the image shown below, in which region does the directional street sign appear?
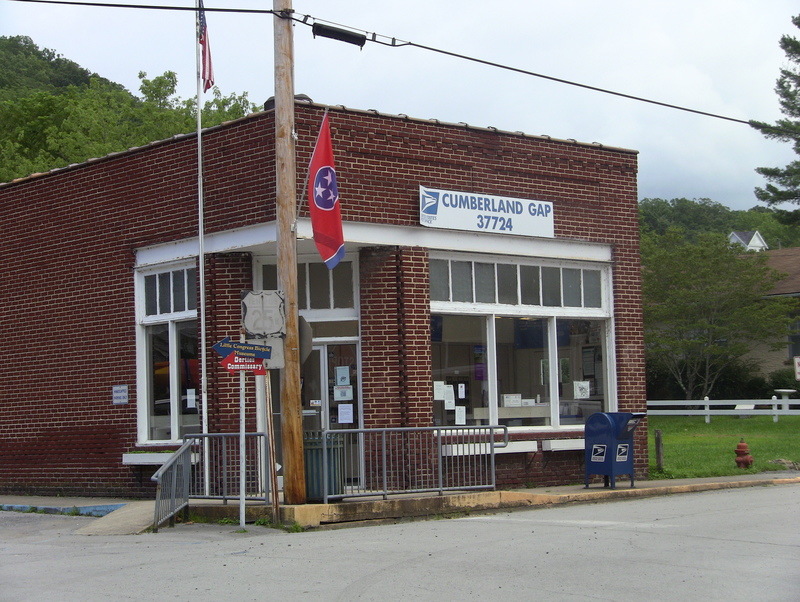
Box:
[220,353,268,375]
[212,337,272,360]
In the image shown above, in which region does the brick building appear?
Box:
[0,101,646,497]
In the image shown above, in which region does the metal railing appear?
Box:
[152,427,507,523]
[187,432,272,503]
[648,394,799,423]
[305,426,509,503]
[151,439,193,532]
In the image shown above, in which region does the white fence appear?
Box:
[647,391,799,423]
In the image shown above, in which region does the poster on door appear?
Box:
[335,366,350,386]
[338,403,354,424]
[333,385,353,401]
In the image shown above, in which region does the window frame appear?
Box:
[135,262,199,445]
[255,256,360,324]
[430,251,616,432]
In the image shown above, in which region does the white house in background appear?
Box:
[729,230,769,252]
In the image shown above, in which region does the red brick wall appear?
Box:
[0,102,643,495]
[359,246,432,429]
[204,253,258,434]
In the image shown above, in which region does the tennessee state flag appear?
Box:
[307,112,345,269]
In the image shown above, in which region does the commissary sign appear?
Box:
[419,186,554,238]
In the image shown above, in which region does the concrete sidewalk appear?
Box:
[2,471,799,534]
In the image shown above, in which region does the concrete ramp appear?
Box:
[75,501,155,536]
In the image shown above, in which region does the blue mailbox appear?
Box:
[584,412,645,489]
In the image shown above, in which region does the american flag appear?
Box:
[198,0,214,92]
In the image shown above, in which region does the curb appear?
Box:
[0,503,125,517]
[209,475,800,529]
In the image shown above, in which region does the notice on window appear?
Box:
[454,406,466,425]
[433,380,446,401]
[336,366,350,386]
[458,383,466,399]
[338,403,354,424]
[444,385,456,410]
[186,388,197,409]
[573,381,591,400]
[333,385,353,401]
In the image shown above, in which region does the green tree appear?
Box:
[0,69,258,183]
[642,229,795,399]
[0,35,121,100]
[751,14,800,206]
[639,198,734,236]
[639,197,800,247]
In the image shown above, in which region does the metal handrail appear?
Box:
[150,438,194,532]
[151,426,508,523]
[186,432,272,503]
[308,425,509,503]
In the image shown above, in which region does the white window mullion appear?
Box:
[486,315,498,425]
[604,319,618,412]
[168,321,180,441]
[547,317,560,426]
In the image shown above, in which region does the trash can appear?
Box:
[584,412,645,489]
[303,431,344,502]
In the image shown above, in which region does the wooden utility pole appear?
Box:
[274,0,306,504]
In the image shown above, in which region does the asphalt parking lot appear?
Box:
[2,482,799,601]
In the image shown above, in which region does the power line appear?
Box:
[293,15,757,127]
[5,0,789,133]
[8,0,277,14]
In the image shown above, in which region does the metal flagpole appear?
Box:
[195,1,210,497]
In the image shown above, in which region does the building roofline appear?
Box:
[0,99,638,189]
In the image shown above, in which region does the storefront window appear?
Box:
[145,320,199,440]
[429,257,602,310]
[262,261,354,311]
[557,320,605,425]
[431,315,488,426]
[138,265,199,442]
[430,254,612,430]
[495,317,551,426]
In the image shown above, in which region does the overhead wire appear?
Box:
[5,0,794,135]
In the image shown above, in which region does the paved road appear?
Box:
[2,485,799,601]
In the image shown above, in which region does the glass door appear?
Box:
[325,343,360,485]
[325,344,359,431]
[301,343,360,485]
[300,343,360,432]
[301,349,324,431]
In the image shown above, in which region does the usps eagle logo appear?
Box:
[420,186,440,216]
[312,166,339,211]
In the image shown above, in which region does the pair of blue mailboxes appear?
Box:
[584,412,646,489]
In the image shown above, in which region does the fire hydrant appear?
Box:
[734,438,754,469]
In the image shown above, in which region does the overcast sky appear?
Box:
[2,0,798,210]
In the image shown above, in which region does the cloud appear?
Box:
[1,0,798,209]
